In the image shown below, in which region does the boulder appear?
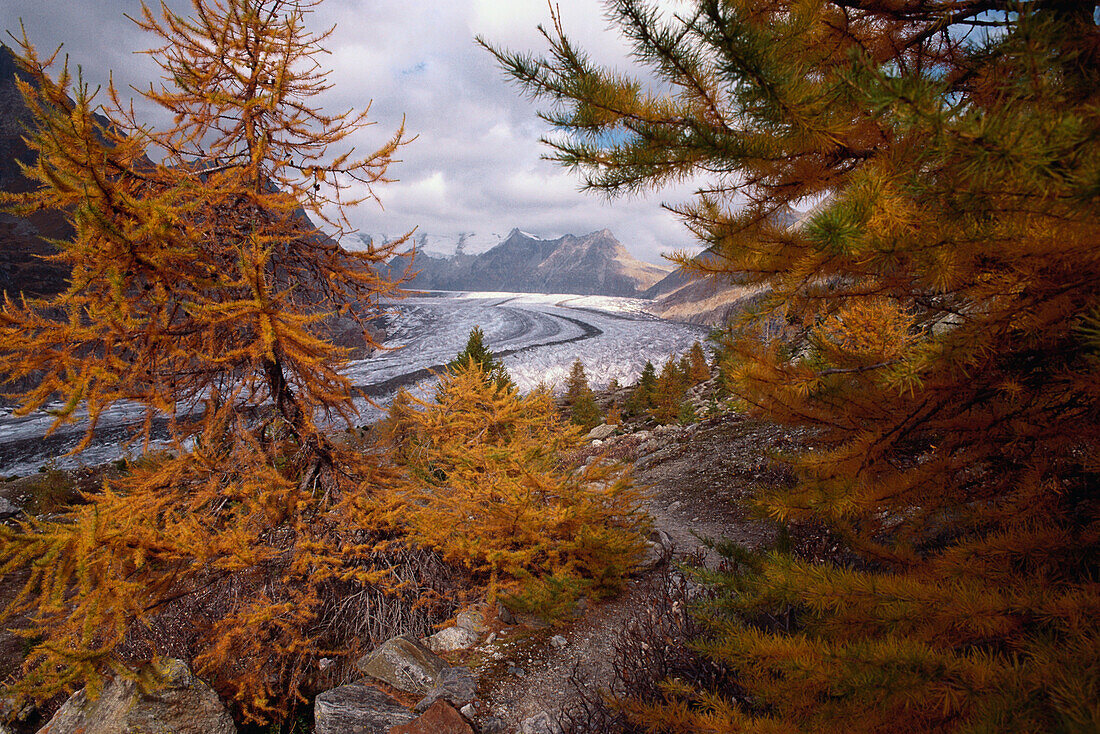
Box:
[0,496,18,518]
[549,635,567,650]
[314,683,413,734]
[585,423,616,441]
[356,636,448,695]
[455,606,491,634]
[387,699,473,734]
[423,626,478,653]
[635,529,674,573]
[36,658,235,734]
[496,603,516,625]
[412,667,477,712]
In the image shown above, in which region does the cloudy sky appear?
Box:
[1,0,705,264]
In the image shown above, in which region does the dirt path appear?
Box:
[474,412,809,732]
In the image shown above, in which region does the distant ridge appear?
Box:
[382,228,672,298]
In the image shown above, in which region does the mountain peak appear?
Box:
[386,226,672,297]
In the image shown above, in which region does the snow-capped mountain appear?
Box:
[354,231,509,259]
[376,228,673,298]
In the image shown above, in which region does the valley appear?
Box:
[0,291,707,476]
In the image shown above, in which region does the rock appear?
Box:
[485,632,497,645]
[459,703,476,719]
[0,496,18,518]
[514,611,550,630]
[591,439,603,447]
[633,430,651,441]
[423,625,479,653]
[585,423,616,441]
[519,711,561,734]
[356,636,448,695]
[455,606,490,634]
[635,529,673,573]
[412,667,477,712]
[668,500,681,511]
[387,699,472,734]
[36,658,235,734]
[314,683,413,734]
[506,665,526,677]
[478,715,507,734]
[549,634,567,650]
[496,603,515,625]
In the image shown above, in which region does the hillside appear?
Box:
[383,228,672,297]
[0,45,74,297]
[642,253,762,325]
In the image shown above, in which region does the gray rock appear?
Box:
[459,703,476,719]
[356,636,448,695]
[36,658,235,734]
[585,423,616,441]
[412,667,477,712]
[496,603,515,625]
[520,711,562,734]
[455,606,490,634]
[314,683,413,734]
[549,634,567,650]
[478,715,507,734]
[0,496,18,518]
[635,529,673,573]
[424,625,479,653]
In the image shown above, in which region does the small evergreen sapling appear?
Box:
[565,358,602,430]
[447,325,513,391]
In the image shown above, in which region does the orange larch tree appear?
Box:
[485,0,1100,730]
[0,0,416,723]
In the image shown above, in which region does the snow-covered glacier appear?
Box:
[0,292,709,476]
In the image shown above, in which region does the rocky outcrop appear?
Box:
[36,658,235,734]
[356,636,448,695]
[388,229,671,297]
[313,683,413,734]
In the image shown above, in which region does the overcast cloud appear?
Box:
[0,0,708,264]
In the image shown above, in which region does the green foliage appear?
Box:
[624,360,658,417]
[565,359,602,430]
[487,0,1100,731]
[447,325,513,391]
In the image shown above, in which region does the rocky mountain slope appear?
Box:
[640,207,814,325]
[382,228,672,297]
[0,45,74,297]
[642,253,762,326]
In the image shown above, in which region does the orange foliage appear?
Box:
[386,362,648,615]
[0,0,415,723]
